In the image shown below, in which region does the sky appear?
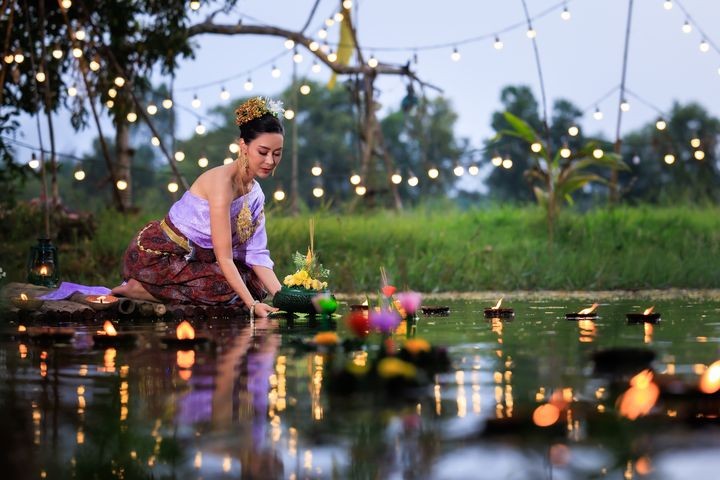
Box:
[14,0,720,170]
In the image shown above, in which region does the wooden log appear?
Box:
[153,303,167,317]
[117,298,136,315]
[138,302,156,317]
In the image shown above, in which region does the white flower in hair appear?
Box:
[265,98,285,117]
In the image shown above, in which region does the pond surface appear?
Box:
[1,297,720,480]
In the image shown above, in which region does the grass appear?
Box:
[1,204,719,292]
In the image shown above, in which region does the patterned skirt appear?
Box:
[120,216,266,305]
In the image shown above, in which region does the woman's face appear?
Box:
[240,133,284,178]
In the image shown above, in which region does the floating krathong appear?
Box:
[160,320,208,348]
[484,297,514,318]
[565,303,599,320]
[626,306,662,324]
[92,320,137,347]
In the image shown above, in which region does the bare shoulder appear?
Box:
[190,165,234,204]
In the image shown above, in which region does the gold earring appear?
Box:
[239,150,249,173]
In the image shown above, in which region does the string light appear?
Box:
[502,157,513,169]
[293,50,303,63]
[682,20,692,33]
[108,88,117,98]
[367,55,378,68]
[568,125,579,136]
[334,12,344,22]
[162,98,173,109]
[325,17,335,27]
[408,172,419,185]
[190,0,201,11]
[450,47,461,62]
[491,154,503,166]
[167,181,179,193]
[198,156,209,168]
[35,71,46,83]
[690,137,701,148]
[273,187,286,201]
[223,157,233,165]
[73,165,85,181]
[655,118,667,130]
[343,0,353,9]
[318,28,328,40]
[320,42,330,54]
[146,103,158,115]
[663,0,672,10]
[664,153,675,164]
[620,99,630,112]
[89,59,100,71]
[75,30,86,41]
[349,173,361,185]
[593,148,604,159]
[560,6,571,21]
[191,94,201,108]
[311,61,321,73]
[271,65,281,78]
[560,145,571,158]
[391,171,402,184]
[284,109,295,120]
[151,136,160,146]
[3,54,13,63]
[52,47,63,59]
[105,100,114,108]
[67,84,78,96]
[493,36,504,50]
[300,84,311,95]
[530,142,542,153]
[126,112,137,123]
[228,143,239,153]
[468,164,479,176]
[699,39,709,53]
[195,121,206,135]
[311,162,323,176]
[116,179,128,190]
[633,154,641,165]
[309,41,320,52]
[114,76,125,87]
[28,153,40,169]
[327,50,337,62]
[244,78,254,91]
[526,27,537,39]
[61,0,72,8]
[355,185,366,196]
[220,86,230,100]
[694,150,705,160]
[71,48,82,58]
[453,165,465,176]
[428,167,439,179]
[312,187,324,198]
[284,38,295,49]
[593,107,603,120]
[174,151,185,162]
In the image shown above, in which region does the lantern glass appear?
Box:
[27,238,60,287]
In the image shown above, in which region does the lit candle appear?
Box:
[11,292,45,311]
[484,297,515,318]
[626,306,662,325]
[160,320,209,348]
[566,303,599,320]
[92,320,137,347]
[86,294,119,311]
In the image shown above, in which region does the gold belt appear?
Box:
[160,219,191,252]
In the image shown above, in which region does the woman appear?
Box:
[112,96,283,318]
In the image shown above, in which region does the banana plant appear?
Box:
[499,111,629,238]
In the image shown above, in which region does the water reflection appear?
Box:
[1,299,720,478]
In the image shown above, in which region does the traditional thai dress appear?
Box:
[120,182,272,305]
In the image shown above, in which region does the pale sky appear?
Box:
[15,0,720,167]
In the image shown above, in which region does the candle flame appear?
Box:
[176,320,195,340]
[699,360,720,394]
[493,297,503,309]
[97,295,106,304]
[618,369,659,420]
[577,303,599,315]
[39,265,48,275]
[18,325,27,333]
[102,320,118,336]
[20,293,28,301]
[643,306,654,315]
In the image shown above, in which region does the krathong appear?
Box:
[626,306,662,324]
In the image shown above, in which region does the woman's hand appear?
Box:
[253,302,278,318]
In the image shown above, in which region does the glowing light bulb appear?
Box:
[560,7,571,21]
[560,146,571,158]
[664,154,675,164]
[655,119,667,130]
[453,165,464,176]
[694,150,705,160]
[350,173,361,185]
[502,158,513,169]
[468,165,479,176]
[146,103,158,115]
[116,179,128,190]
[229,143,239,153]
[355,185,366,196]
[75,30,86,41]
[325,17,335,27]
[312,187,324,198]
[530,142,542,153]
[89,60,100,71]
[52,48,63,59]
[428,167,439,179]
[593,148,604,159]
[126,112,137,123]
[71,48,82,58]
[190,0,200,11]
[284,38,295,49]
[151,136,160,146]
[311,163,323,176]
[391,172,402,184]
[108,88,117,98]
[593,107,603,120]
[293,51,303,63]
[174,151,185,162]
[690,137,701,148]
[167,182,179,193]
[114,76,125,87]
[699,39,709,53]
[334,12,344,22]
[271,66,281,78]
[284,109,295,120]
[4,54,14,63]
[74,169,85,181]
[309,41,319,52]
[28,155,40,169]
[61,0,72,8]
[318,28,328,40]
[663,0,672,10]
[191,95,201,108]
[273,189,286,201]
[67,84,78,96]
[568,125,579,136]
[526,27,537,39]
[491,155,503,167]
[195,122,206,135]
[343,0,353,9]
[198,156,209,168]
[620,100,630,112]
[367,55,378,68]
[244,78,253,91]
[450,48,461,62]
[162,98,173,109]
[105,100,114,108]
[300,84,311,95]
[311,61,321,73]
[493,36,504,50]
[682,20,692,33]
[220,86,230,100]
[223,157,233,165]
[35,71,46,82]
[327,50,337,62]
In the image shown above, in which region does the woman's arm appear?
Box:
[253,265,281,295]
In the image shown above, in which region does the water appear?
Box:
[1,298,720,480]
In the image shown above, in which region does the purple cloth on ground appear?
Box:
[39,281,112,300]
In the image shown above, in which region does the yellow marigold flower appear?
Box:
[404,338,431,356]
[313,331,339,346]
[311,279,323,290]
[377,357,416,380]
[283,275,294,286]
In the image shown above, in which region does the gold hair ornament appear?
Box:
[234,97,284,127]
